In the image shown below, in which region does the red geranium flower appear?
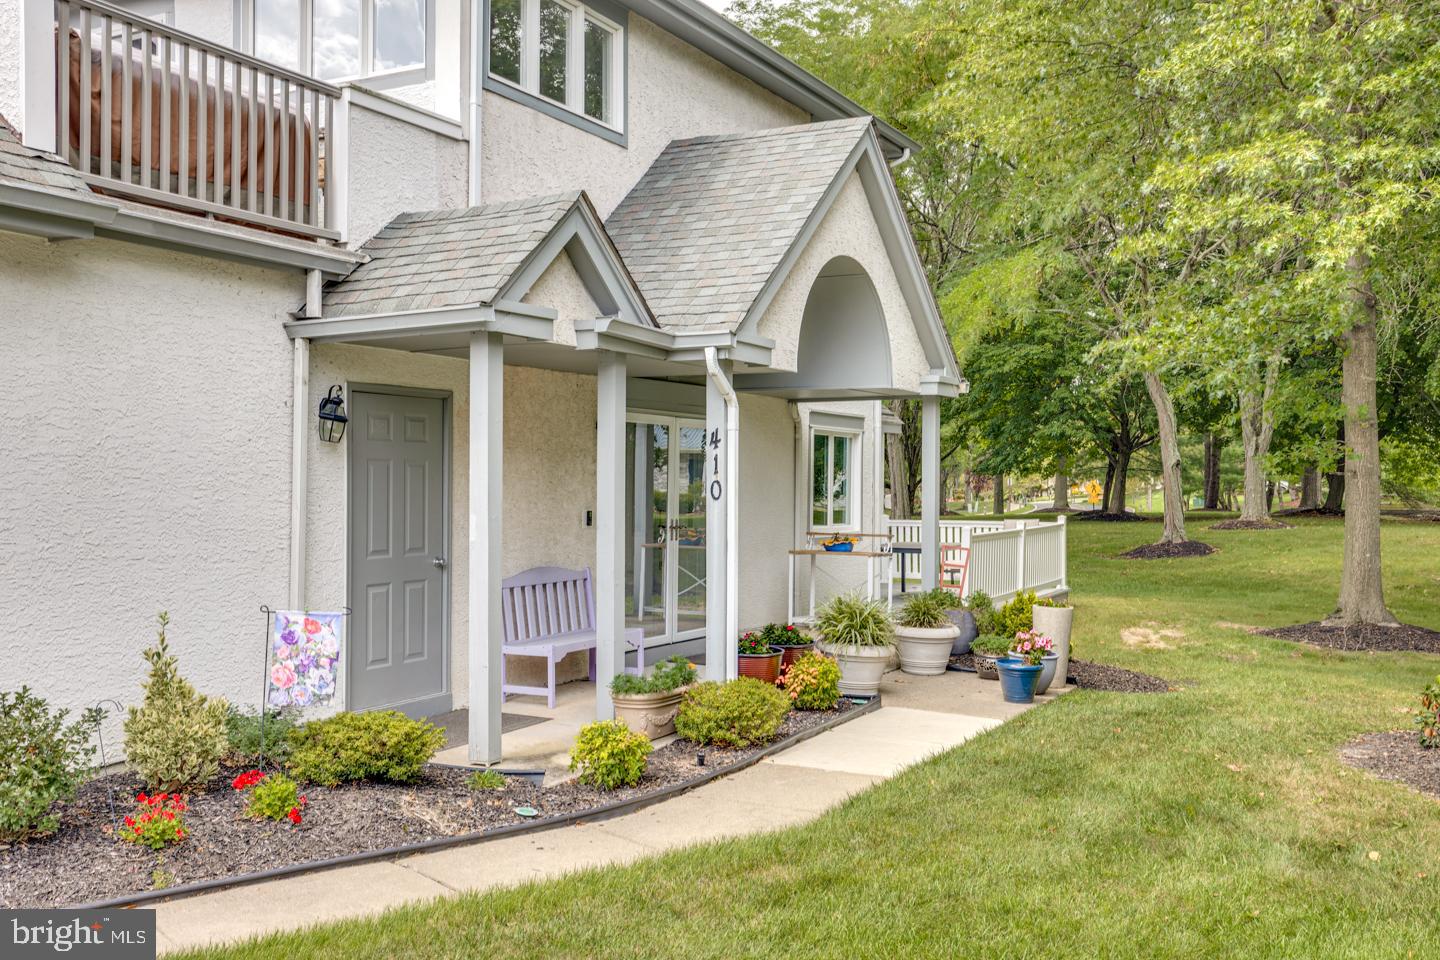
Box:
[286,807,303,825]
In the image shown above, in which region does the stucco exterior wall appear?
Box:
[481,14,810,218]
[523,249,601,346]
[174,0,235,46]
[344,100,469,248]
[0,231,301,741]
[736,393,796,629]
[0,0,21,137]
[756,172,931,393]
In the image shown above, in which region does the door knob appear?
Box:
[432,556,447,569]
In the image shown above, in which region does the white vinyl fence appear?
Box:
[886,516,1069,602]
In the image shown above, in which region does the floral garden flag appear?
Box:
[269,611,343,708]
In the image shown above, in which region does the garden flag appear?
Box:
[268,611,343,708]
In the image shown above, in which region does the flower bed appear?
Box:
[0,700,862,908]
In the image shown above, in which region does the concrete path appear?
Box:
[152,670,1067,954]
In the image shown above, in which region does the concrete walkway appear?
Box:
[152,669,1067,954]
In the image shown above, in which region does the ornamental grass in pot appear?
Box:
[737,632,784,684]
[893,592,960,676]
[815,593,894,696]
[758,622,814,668]
[969,634,1012,681]
[610,656,698,740]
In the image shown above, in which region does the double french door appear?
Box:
[625,417,708,649]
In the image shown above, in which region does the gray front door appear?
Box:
[348,389,450,717]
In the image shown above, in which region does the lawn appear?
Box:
[185,516,1440,959]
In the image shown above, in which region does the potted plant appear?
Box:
[996,642,1047,704]
[821,535,858,552]
[610,656,698,740]
[737,632,784,684]
[1033,597,1074,689]
[939,588,992,656]
[1009,630,1060,694]
[760,622,813,668]
[893,592,960,676]
[814,592,894,696]
[969,634,1012,680]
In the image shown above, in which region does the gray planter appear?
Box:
[1033,604,1075,688]
[1010,652,1060,694]
[946,609,977,655]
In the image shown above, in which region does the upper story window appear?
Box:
[246,0,431,84]
[811,430,858,530]
[488,0,624,133]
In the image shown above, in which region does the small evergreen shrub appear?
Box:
[996,591,1039,638]
[467,769,507,790]
[896,591,951,629]
[965,590,997,634]
[610,656,697,696]
[780,652,841,710]
[224,706,302,765]
[970,634,1013,657]
[123,613,230,792]
[0,687,102,841]
[244,771,307,822]
[286,710,444,787]
[119,792,188,849]
[675,678,791,747]
[569,719,651,789]
[814,593,894,648]
[1418,675,1440,748]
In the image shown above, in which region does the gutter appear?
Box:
[703,346,741,681]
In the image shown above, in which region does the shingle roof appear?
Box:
[322,192,583,318]
[604,117,872,332]
[0,116,94,196]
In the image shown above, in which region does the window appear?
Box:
[248,0,430,83]
[487,0,623,131]
[812,431,857,529]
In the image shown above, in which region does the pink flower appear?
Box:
[270,662,297,690]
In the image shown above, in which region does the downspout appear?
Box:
[290,270,321,608]
[703,347,740,680]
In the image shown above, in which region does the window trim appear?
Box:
[810,428,860,533]
[482,0,628,147]
[237,0,436,88]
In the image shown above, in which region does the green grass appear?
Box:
[185,516,1440,959]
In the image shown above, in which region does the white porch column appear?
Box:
[467,332,504,764]
[704,355,734,681]
[920,395,942,590]
[595,351,627,720]
[20,0,57,153]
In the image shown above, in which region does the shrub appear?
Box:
[921,588,963,610]
[610,656,698,696]
[123,613,230,792]
[1418,675,1440,748]
[569,719,651,789]
[996,591,1038,639]
[780,652,841,710]
[971,634,1013,657]
[286,710,444,787]
[814,593,894,648]
[896,592,951,629]
[675,678,791,747]
[119,792,188,849]
[467,769,507,790]
[0,687,102,841]
[240,771,307,823]
[224,706,302,765]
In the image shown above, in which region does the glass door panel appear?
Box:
[672,423,707,639]
[625,422,668,639]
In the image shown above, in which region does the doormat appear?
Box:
[431,709,550,749]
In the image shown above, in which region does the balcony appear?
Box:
[32,0,341,240]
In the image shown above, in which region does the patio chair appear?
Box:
[938,544,970,599]
[500,566,646,708]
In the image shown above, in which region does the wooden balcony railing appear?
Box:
[52,0,341,239]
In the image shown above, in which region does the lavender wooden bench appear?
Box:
[500,565,646,708]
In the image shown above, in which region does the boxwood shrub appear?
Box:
[675,678,791,748]
[287,710,445,786]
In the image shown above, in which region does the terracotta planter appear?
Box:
[826,643,892,696]
[895,623,960,676]
[972,651,1002,680]
[1032,604,1074,688]
[613,687,688,740]
[737,647,783,684]
[776,642,815,669]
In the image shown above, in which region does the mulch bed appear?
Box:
[947,655,1171,693]
[1259,621,1440,653]
[1072,511,1150,522]
[1339,731,1440,801]
[1208,518,1293,531]
[1119,540,1217,559]
[0,703,856,909]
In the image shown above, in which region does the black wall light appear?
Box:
[318,385,348,443]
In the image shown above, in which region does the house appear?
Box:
[0,0,962,763]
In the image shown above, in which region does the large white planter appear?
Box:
[613,687,687,740]
[826,643,893,696]
[894,624,960,676]
[1032,604,1075,689]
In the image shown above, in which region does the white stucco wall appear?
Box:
[344,100,469,247]
[0,0,21,137]
[736,393,796,629]
[0,230,301,742]
[523,249,602,346]
[481,14,810,218]
[756,171,931,393]
[173,0,235,46]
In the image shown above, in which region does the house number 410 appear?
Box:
[709,428,723,501]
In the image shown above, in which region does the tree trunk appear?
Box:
[1202,433,1222,510]
[1050,455,1070,511]
[1323,421,1346,513]
[1330,254,1395,625]
[1238,363,1279,522]
[885,412,913,520]
[992,474,1005,515]
[1144,371,1188,543]
[1107,448,1131,515]
[1299,465,1321,510]
[1101,451,1116,512]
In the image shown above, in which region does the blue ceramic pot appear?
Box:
[823,542,854,552]
[996,657,1042,703]
[1009,651,1059,694]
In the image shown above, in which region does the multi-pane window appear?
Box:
[250,0,428,82]
[489,0,623,129]
[812,432,856,529]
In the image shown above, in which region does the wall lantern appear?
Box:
[318,385,348,443]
